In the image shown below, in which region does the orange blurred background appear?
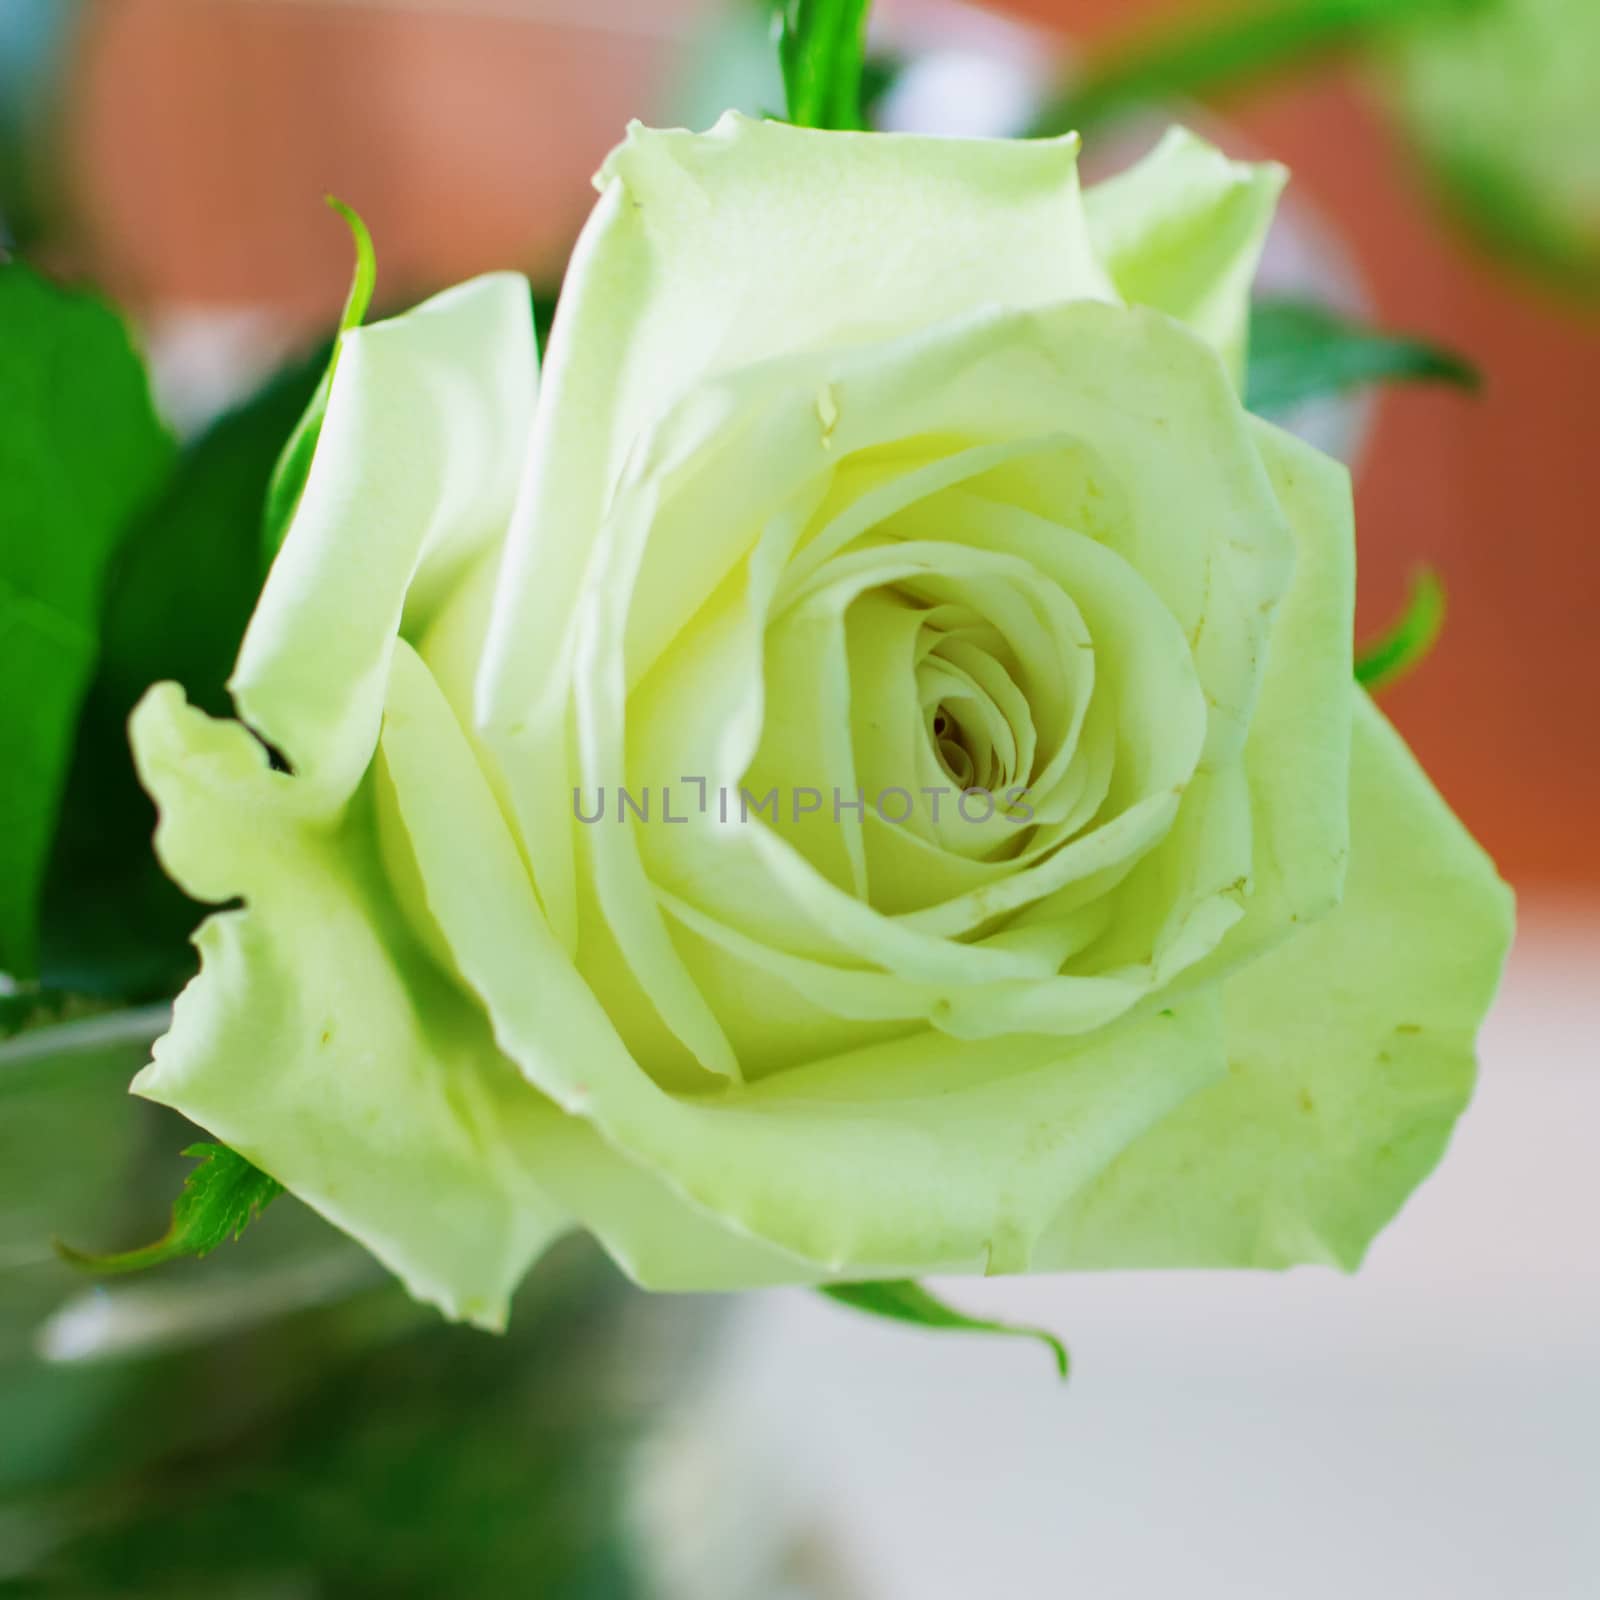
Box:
[52,0,1600,896]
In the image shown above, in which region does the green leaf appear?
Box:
[0,259,174,981]
[39,344,329,1001]
[57,1142,283,1276]
[101,347,333,723]
[1246,298,1478,417]
[1356,567,1445,691]
[820,1280,1069,1378]
[1031,0,1480,137]
[260,196,375,564]
[777,0,872,131]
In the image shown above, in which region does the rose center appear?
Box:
[929,704,981,789]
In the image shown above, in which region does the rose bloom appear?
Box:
[131,118,1511,1326]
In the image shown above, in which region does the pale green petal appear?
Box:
[660,914,914,1082]
[478,111,1117,941]
[744,594,867,896]
[511,1098,815,1290]
[131,673,809,1304]
[939,765,1250,1040]
[1084,124,1285,385]
[1175,418,1355,987]
[488,111,1112,716]
[635,999,1224,1279]
[231,273,536,813]
[127,684,567,1329]
[377,644,829,1285]
[568,380,831,1077]
[1045,417,1356,1007]
[1036,696,1514,1271]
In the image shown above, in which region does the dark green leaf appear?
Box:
[40,344,329,1000]
[1246,298,1478,417]
[820,1279,1069,1378]
[260,196,375,563]
[778,0,872,131]
[1356,567,1445,691]
[0,259,174,981]
[57,1142,283,1275]
[97,346,332,722]
[1031,0,1482,137]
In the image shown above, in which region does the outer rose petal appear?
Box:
[127,685,568,1329]
[1035,696,1514,1271]
[1166,417,1356,993]
[1084,124,1285,387]
[230,273,535,815]
[129,670,812,1317]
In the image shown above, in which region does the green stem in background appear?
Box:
[1030,0,1485,137]
[1356,568,1446,692]
[821,1279,1070,1378]
[1246,298,1479,418]
[777,0,873,131]
[56,1142,283,1275]
[259,196,375,565]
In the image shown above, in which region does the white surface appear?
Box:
[713,908,1599,1599]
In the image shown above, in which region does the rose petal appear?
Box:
[1084,124,1286,386]
[1035,695,1514,1270]
[230,274,535,813]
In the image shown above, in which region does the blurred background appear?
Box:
[2,1,1595,1595]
